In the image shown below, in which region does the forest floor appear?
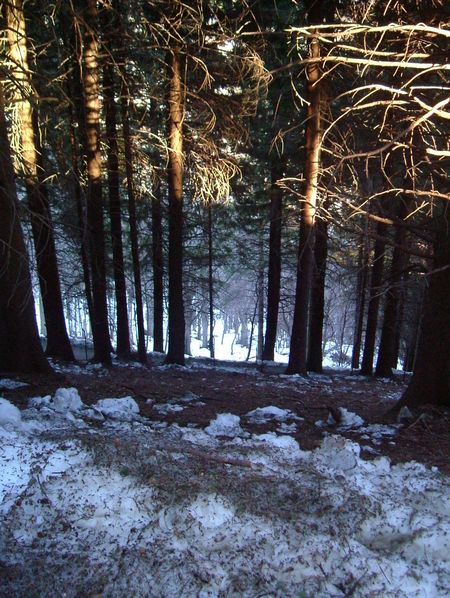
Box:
[3,356,449,473]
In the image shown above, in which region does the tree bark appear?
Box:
[262,160,283,361]
[120,79,147,362]
[351,231,369,369]
[207,200,215,358]
[165,47,185,365]
[81,0,111,364]
[103,61,130,358]
[400,210,450,407]
[287,29,322,375]
[375,200,410,376]
[6,0,74,361]
[307,214,328,372]
[360,224,386,375]
[151,180,165,353]
[0,81,51,374]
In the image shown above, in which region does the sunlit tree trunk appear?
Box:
[81,0,111,364]
[287,29,322,375]
[165,47,185,365]
[6,0,74,361]
[262,161,283,361]
[120,78,147,362]
[0,81,51,374]
[103,61,130,358]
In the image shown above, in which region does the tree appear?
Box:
[165,45,186,365]
[0,80,51,374]
[79,0,112,364]
[5,0,74,361]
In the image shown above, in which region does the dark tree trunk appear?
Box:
[207,200,215,358]
[360,224,386,375]
[103,61,130,358]
[400,210,450,407]
[68,103,94,329]
[0,81,51,374]
[351,232,369,369]
[307,215,328,372]
[81,0,111,364]
[165,48,185,365]
[287,27,322,375]
[120,79,147,362]
[151,181,164,353]
[375,201,410,377]
[6,0,74,362]
[262,161,283,361]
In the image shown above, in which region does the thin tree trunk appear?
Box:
[360,224,386,375]
[262,161,283,361]
[0,80,51,374]
[6,0,74,362]
[165,48,185,365]
[151,181,165,353]
[351,231,369,369]
[375,200,410,376]
[207,200,215,358]
[287,28,322,375]
[120,79,147,362]
[307,214,328,372]
[81,0,111,364]
[103,61,130,358]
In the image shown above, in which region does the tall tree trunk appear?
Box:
[151,180,165,353]
[307,214,328,372]
[351,230,369,369]
[360,224,386,375]
[6,0,74,361]
[120,79,147,362]
[0,81,51,374]
[262,160,283,361]
[400,209,450,407]
[165,47,185,365]
[207,200,215,358]
[287,28,322,375]
[103,61,130,358]
[375,201,410,377]
[81,0,111,364]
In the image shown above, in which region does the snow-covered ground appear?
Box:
[1,384,449,597]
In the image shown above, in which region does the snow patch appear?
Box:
[0,398,22,429]
[205,413,244,438]
[93,396,140,420]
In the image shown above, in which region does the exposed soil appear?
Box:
[2,358,449,473]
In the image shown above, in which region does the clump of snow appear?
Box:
[336,407,365,428]
[205,413,244,437]
[153,403,185,415]
[0,379,28,390]
[0,398,22,429]
[252,432,301,454]
[246,405,303,424]
[29,388,84,414]
[93,396,139,421]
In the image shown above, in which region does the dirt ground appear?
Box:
[2,358,449,473]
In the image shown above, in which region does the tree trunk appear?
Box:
[81,0,111,364]
[287,28,322,375]
[103,61,130,358]
[360,224,386,375]
[207,200,215,358]
[165,48,185,365]
[6,0,74,362]
[120,78,147,362]
[307,214,328,372]
[0,81,51,374]
[262,161,283,361]
[351,231,369,369]
[151,180,165,353]
[375,201,410,377]
[400,210,450,407]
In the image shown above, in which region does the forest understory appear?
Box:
[3,358,449,474]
